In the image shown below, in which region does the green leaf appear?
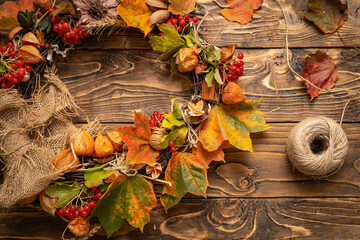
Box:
[214,67,223,85]
[159,125,188,148]
[84,165,115,188]
[90,175,157,238]
[183,32,196,47]
[0,63,6,74]
[160,194,181,213]
[204,66,215,87]
[38,16,51,34]
[17,10,33,30]
[45,182,81,208]
[207,46,222,62]
[162,100,186,130]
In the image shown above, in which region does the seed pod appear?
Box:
[222,82,246,104]
[53,148,80,172]
[149,128,168,151]
[73,129,95,156]
[39,191,57,216]
[176,48,199,73]
[106,131,124,151]
[220,44,236,63]
[146,163,162,179]
[22,32,41,49]
[18,45,45,64]
[68,217,90,237]
[146,0,168,10]
[9,26,23,40]
[149,10,170,27]
[95,131,114,158]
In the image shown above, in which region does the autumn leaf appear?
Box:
[302,0,347,34]
[90,175,157,237]
[84,165,115,188]
[45,182,81,208]
[168,0,196,15]
[219,0,263,25]
[117,112,159,166]
[117,0,153,36]
[199,100,271,152]
[192,141,224,166]
[161,152,208,212]
[301,50,338,101]
[0,0,34,29]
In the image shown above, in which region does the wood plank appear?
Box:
[77,0,360,49]
[2,198,360,239]
[56,48,360,123]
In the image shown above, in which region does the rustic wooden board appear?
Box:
[56,48,360,123]
[2,198,360,239]
[77,0,360,50]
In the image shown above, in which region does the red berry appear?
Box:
[65,32,71,38]
[64,209,70,216]
[179,19,186,26]
[68,212,74,220]
[188,18,193,22]
[11,63,18,69]
[235,60,244,67]
[7,42,13,48]
[238,71,243,77]
[149,119,155,126]
[0,46,7,52]
[159,32,164,38]
[58,23,63,30]
[170,146,176,152]
[153,111,159,117]
[1,83,7,89]
[171,18,178,25]
[69,205,77,212]
[177,26,183,32]
[16,59,23,67]
[68,38,74,44]
[232,75,239,81]
[18,67,25,75]
[237,52,244,59]
[7,75,13,81]
[0,77,4,82]
[96,192,103,199]
[55,15,61,23]
[166,20,172,24]
[235,68,242,76]
[231,65,238,73]
[57,209,64,216]
[78,208,84,214]
[168,140,174,147]
[81,211,88,217]
[91,187,99,193]
[25,65,32,72]
[184,14,190,21]
[48,8,54,13]
[178,15,184,21]
[89,201,96,208]
[74,211,80,218]
[192,17,198,23]
[53,25,59,32]
[12,72,18,78]
[51,17,56,23]
[63,22,69,29]
[10,51,17,57]
[227,72,234,81]
[84,205,91,212]
[154,123,160,128]
[44,43,50,49]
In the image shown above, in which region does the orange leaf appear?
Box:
[0,0,34,28]
[219,0,263,25]
[117,0,153,36]
[116,112,159,166]
[192,141,224,166]
[168,0,196,15]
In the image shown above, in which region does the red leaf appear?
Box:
[301,50,338,101]
[0,0,34,28]
[116,112,159,166]
[192,141,224,166]
[219,0,263,25]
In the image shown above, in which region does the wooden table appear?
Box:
[1,0,360,239]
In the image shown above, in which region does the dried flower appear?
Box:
[68,217,90,237]
[176,48,199,73]
[184,100,208,124]
[222,82,246,104]
[106,131,124,151]
[220,44,236,63]
[73,129,95,156]
[188,100,205,117]
[76,0,118,24]
[39,191,57,216]
[95,131,114,158]
[53,148,80,172]
[146,163,162,179]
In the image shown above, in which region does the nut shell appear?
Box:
[149,128,168,151]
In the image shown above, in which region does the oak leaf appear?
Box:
[117,111,159,166]
[199,100,270,152]
[301,50,338,101]
[192,141,224,166]
[90,175,157,237]
[117,0,153,36]
[302,0,347,34]
[219,0,263,25]
[168,0,196,15]
[0,0,34,29]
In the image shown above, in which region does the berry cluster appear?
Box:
[220,52,245,82]
[163,14,199,33]
[49,8,89,45]
[0,41,32,89]
[56,187,102,220]
[168,140,176,153]
[149,111,166,129]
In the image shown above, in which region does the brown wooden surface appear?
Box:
[1,0,360,239]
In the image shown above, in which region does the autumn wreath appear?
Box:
[0,0,350,238]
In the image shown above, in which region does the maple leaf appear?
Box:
[117,112,159,166]
[302,0,347,34]
[301,50,338,101]
[90,175,157,237]
[0,0,34,29]
[161,152,208,212]
[168,0,196,15]
[192,141,225,166]
[199,100,271,152]
[117,0,153,36]
[219,0,263,25]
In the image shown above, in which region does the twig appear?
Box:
[140,174,172,187]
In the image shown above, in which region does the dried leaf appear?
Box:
[192,141,225,166]
[116,112,159,166]
[220,44,236,63]
[302,0,347,34]
[149,10,171,26]
[39,191,57,216]
[117,0,153,36]
[45,182,81,208]
[168,0,196,15]
[18,45,44,64]
[84,165,115,188]
[195,61,208,75]
[199,100,271,152]
[301,50,338,100]
[188,100,205,117]
[35,30,45,46]
[0,0,34,29]
[219,0,263,25]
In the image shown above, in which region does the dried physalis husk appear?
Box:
[149,128,168,151]
[68,217,90,237]
[95,131,114,158]
[188,100,205,117]
[176,48,199,73]
[53,148,80,172]
[22,32,41,49]
[106,131,124,151]
[9,26,23,40]
[184,100,208,124]
[18,194,37,206]
[39,191,58,216]
[220,44,236,63]
[18,45,44,64]
[222,82,246,104]
[146,163,162,179]
[73,129,95,156]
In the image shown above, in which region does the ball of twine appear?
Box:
[286,117,348,178]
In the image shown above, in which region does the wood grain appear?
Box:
[2,198,360,239]
[77,0,360,50]
[56,48,360,123]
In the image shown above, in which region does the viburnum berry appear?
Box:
[0,46,7,52]
[192,17,198,23]
[184,14,190,21]
[25,65,32,72]
[57,209,64,217]
[68,212,74,220]
[170,146,176,152]
[12,72,18,78]
[89,201,96,209]
[11,63,18,69]
[171,18,177,25]
[91,187,99,193]
[237,52,244,59]
[179,19,186,26]
[84,205,91,212]
[10,51,17,57]
[177,26,183,33]
[159,32,164,38]
[64,209,70,216]
[48,8,54,13]
[149,119,155,126]
[69,205,77,212]
[95,192,103,199]
[63,22,69,29]
[1,83,6,89]
[168,140,174,147]
[7,42,13,48]
[78,207,84,214]
[74,211,80,218]
[16,59,23,68]
[44,43,50,49]
[81,211,88,217]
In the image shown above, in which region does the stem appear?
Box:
[140,174,172,187]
